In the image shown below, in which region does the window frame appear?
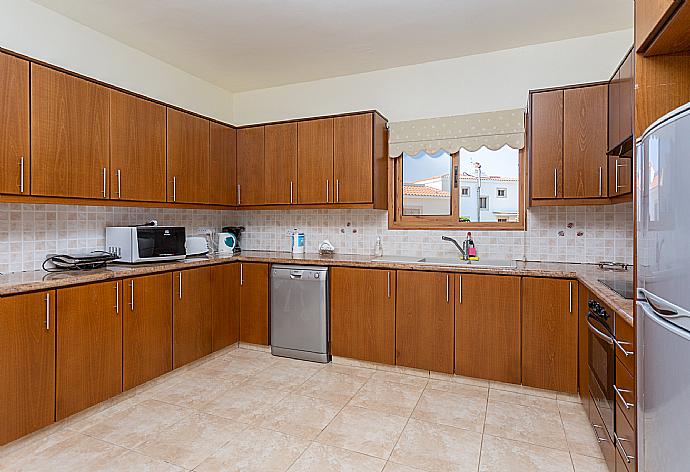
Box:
[460,186,470,197]
[496,187,507,198]
[387,147,526,231]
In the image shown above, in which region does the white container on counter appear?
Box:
[290,229,305,254]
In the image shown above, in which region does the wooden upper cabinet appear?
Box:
[608,68,622,152]
[167,108,210,204]
[636,0,682,53]
[609,156,633,197]
[0,52,29,196]
[522,277,578,393]
[331,267,395,365]
[298,118,334,204]
[173,267,213,368]
[455,275,521,384]
[396,270,454,374]
[333,114,373,203]
[209,122,237,206]
[211,263,240,351]
[0,291,55,445]
[110,90,166,202]
[264,123,297,205]
[530,90,563,199]
[122,273,173,391]
[56,281,123,420]
[31,64,110,199]
[237,126,265,206]
[239,262,269,345]
[619,51,634,146]
[563,85,608,199]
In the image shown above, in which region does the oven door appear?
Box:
[587,313,615,439]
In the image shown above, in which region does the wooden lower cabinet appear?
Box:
[578,283,591,401]
[522,277,578,393]
[173,267,213,368]
[455,275,521,383]
[56,281,123,420]
[211,263,240,351]
[0,291,55,445]
[330,267,395,365]
[396,270,454,373]
[239,262,269,345]
[122,273,173,391]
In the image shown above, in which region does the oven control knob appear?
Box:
[314,273,320,279]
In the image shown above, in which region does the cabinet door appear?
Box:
[239,262,269,345]
[331,267,395,365]
[237,126,265,206]
[167,109,210,204]
[122,273,173,391]
[619,51,634,145]
[31,64,110,199]
[211,263,240,351]
[396,270,454,373]
[0,291,55,445]
[609,68,622,152]
[173,267,213,368]
[609,156,632,197]
[530,90,563,199]
[110,90,166,202]
[563,85,608,198]
[455,275,520,384]
[333,114,372,203]
[298,118,334,204]
[0,52,29,196]
[209,122,237,206]
[57,281,122,420]
[264,123,297,205]
[522,277,578,393]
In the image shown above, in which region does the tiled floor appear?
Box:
[0,346,608,471]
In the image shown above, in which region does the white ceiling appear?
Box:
[31,0,633,92]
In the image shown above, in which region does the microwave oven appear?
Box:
[105,226,186,263]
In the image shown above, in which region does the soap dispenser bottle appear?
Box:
[466,232,478,260]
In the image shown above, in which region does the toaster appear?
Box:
[105,226,186,263]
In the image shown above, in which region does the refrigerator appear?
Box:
[637,101,690,472]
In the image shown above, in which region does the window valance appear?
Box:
[388,108,526,158]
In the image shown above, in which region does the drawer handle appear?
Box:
[592,424,607,443]
[615,433,635,464]
[614,338,634,357]
[614,385,634,409]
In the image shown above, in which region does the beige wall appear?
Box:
[232,29,632,125]
[0,0,234,122]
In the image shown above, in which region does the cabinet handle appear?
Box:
[290,181,293,204]
[102,168,107,197]
[45,293,50,331]
[569,282,573,314]
[614,338,634,357]
[553,168,557,197]
[598,167,603,197]
[115,283,119,314]
[129,280,134,311]
[458,275,462,304]
[336,179,340,202]
[237,184,241,205]
[615,159,625,193]
[326,179,329,203]
[614,385,634,409]
[117,169,122,199]
[387,271,391,299]
[592,424,608,443]
[614,433,635,464]
[240,263,244,286]
[446,274,449,303]
[19,157,24,193]
[178,272,182,299]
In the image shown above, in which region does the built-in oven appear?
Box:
[587,299,616,441]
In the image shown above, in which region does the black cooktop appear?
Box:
[598,278,635,300]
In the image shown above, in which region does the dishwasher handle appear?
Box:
[290,270,304,279]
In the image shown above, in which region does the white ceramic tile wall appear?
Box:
[0,202,633,275]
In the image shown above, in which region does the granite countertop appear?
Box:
[0,250,634,324]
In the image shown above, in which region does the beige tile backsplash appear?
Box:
[0,202,633,274]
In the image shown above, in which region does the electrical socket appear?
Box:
[196,227,214,235]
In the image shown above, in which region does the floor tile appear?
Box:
[81,399,192,449]
[200,382,288,423]
[195,427,309,472]
[197,354,274,378]
[323,363,376,380]
[317,405,408,459]
[287,442,386,472]
[256,393,343,440]
[489,388,560,412]
[429,372,489,388]
[133,411,247,469]
[297,370,369,406]
[478,435,574,472]
[247,363,321,390]
[484,400,568,450]
[571,453,609,472]
[412,387,487,432]
[382,462,427,472]
[426,379,489,396]
[562,419,604,459]
[152,370,247,409]
[350,380,425,417]
[370,371,429,388]
[490,382,558,399]
[390,418,482,472]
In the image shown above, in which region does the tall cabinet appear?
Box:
[0,52,29,196]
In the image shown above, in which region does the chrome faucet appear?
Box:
[442,236,467,260]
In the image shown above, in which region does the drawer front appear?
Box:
[614,312,635,374]
[615,448,630,472]
[614,357,636,427]
[615,404,637,472]
[590,394,616,472]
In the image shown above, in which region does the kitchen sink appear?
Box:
[370,256,516,269]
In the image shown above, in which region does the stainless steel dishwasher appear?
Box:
[270,265,330,363]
